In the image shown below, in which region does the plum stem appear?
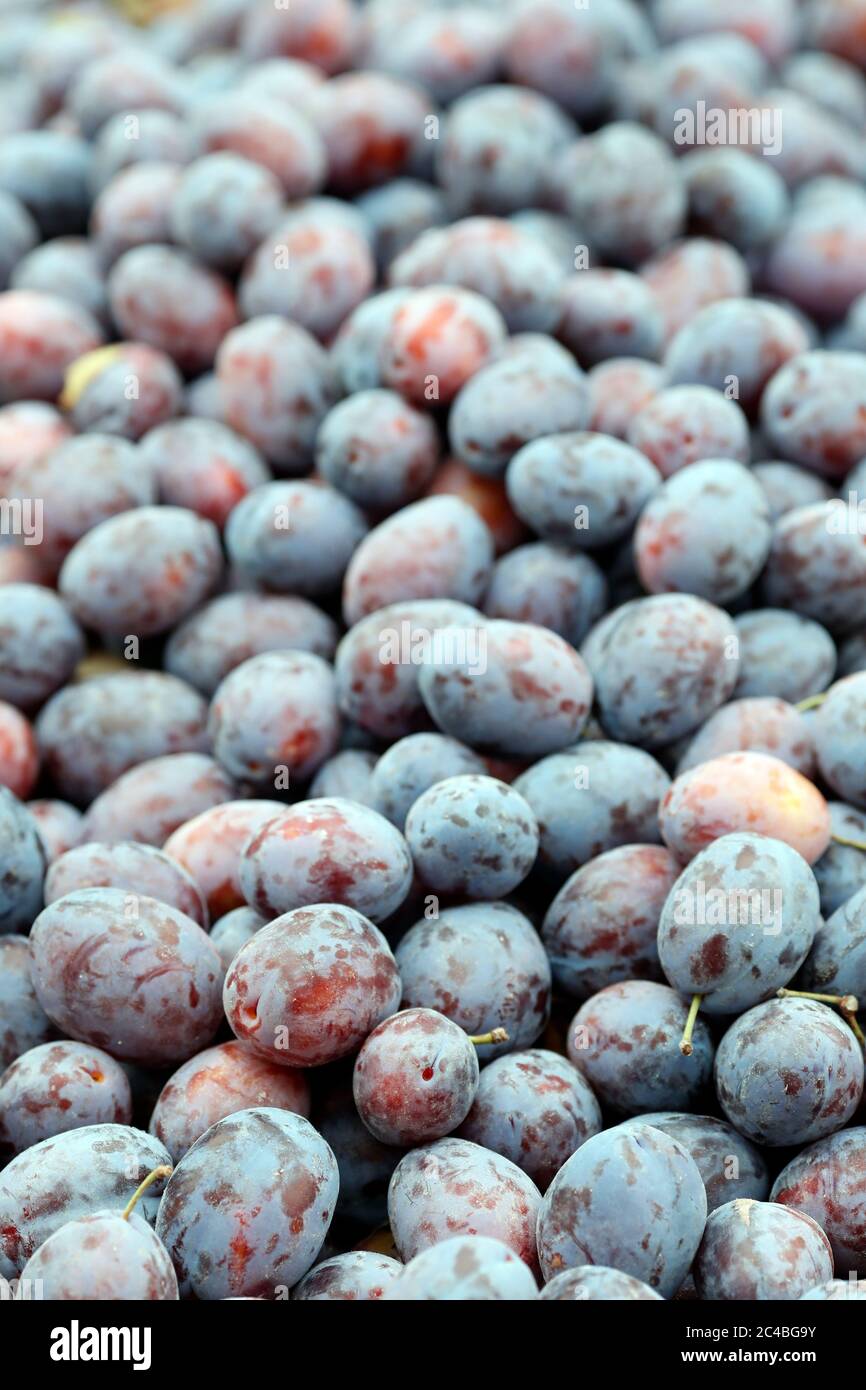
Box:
[122,1165,173,1221]
[778,987,860,1013]
[679,994,703,1056]
[796,693,827,711]
[831,834,866,852]
[468,1027,509,1046]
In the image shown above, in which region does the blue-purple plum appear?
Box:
[164,592,338,698]
[293,1251,403,1301]
[657,832,820,1015]
[17,1208,179,1301]
[0,584,84,710]
[714,998,863,1147]
[539,1266,662,1301]
[675,697,815,777]
[388,1138,542,1269]
[584,594,740,748]
[369,733,486,829]
[209,907,267,976]
[458,1049,602,1191]
[156,1108,338,1300]
[225,480,367,595]
[506,432,661,551]
[536,1123,707,1295]
[568,981,715,1115]
[238,798,413,922]
[482,543,608,649]
[418,620,593,759]
[694,1199,834,1301]
[733,609,836,704]
[0,936,52,1068]
[542,843,679,997]
[771,1128,866,1276]
[0,1040,132,1154]
[35,673,209,807]
[813,803,866,917]
[514,742,670,880]
[383,1236,536,1301]
[618,1113,769,1212]
[29,888,224,1066]
[0,789,44,932]
[813,673,866,807]
[44,840,208,927]
[404,774,538,899]
[0,1123,171,1278]
[449,344,588,478]
[800,882,866,1004]
[396,902,551,1060]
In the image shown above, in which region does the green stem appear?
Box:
[679,994,703,1057]
[468,1028,509,1046]
[122,1165,173,1221]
